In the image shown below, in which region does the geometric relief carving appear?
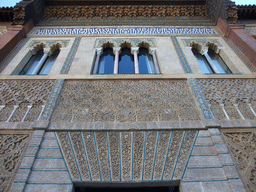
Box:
[0,80,55,122]
[197,79,256,120]
[52,80,201,123]
[0,132,31,192]
[223,132,256,192]
[56,130,195,182]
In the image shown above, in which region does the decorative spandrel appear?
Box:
[56,130,197,182]
[197,79,256,120]
[223,132,256,192]
[0,132,31,192]
[52,80,202,124]
[0,80,55,122]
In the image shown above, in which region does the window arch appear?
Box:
[191,43,232,74]
[119,47,134,74]
[138,47,155,74]
[98,47,115,74]
[19,44,60,75]
[92,40,160,75]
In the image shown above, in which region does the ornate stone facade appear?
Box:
[0,80,55,122]
[52,80,202,123]
[197,79,256,120]
[0,132,31,192]
[223,131,256,192]
[56,130,197,182]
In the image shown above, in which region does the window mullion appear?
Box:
[93,48,103,74]
[204,52,220,74]
[31,49,50,75]
[113,47,121,74]
[149,48,160,74]
[131,47,139,74]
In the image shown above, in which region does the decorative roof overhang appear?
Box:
[0,7,13,22]
[237,5,256,20]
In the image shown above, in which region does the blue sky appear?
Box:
[0,0,255,7]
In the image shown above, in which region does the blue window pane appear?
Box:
[119,47,134,74]
[192,48,213,74]
[39,49,60,75]
[20,49,44,75]
[138,47,155,74]
[208,48,232,74]
[98,48,114,74]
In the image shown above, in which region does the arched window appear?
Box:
[207,48,231,74]
[138,47,155,74]
[192,47,232,74]
[192,48,213,74]
[19,49,44,75]
[98,48,115,74]
[19,48,60,75]
[119,47,134,74]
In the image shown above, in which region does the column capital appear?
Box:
[29,48,37,55]
[113,47,121,53]
[131,47,139,55]
[149,47,157,55]
[43,48,51,55]
[200,47,208,55]
[96,48,103,55]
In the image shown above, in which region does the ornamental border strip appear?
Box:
[188,78,214,119]
[33,27,217,36]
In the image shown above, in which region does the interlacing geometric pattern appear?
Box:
[223,132,256,192]
[0,80,55,122]
[52,80,202,123]
[0,133,30,192]
[56,130,197,182]
[197,79,256,120]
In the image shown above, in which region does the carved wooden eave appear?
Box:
[43,4,208,19]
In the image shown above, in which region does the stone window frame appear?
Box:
[92,38,160,75]
[189,41,240,74]
[11,40,67,75]
[182,39,240,74]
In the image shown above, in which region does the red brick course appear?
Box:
[217,18,256,68]
[0,19,34,63]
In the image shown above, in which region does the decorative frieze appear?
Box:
[0,132,31,192]
[182,39,223,48]
[223,131,256,192]
[55,130,196,182]
[43,5,207,19]
[197,79,256,120]
[0,80,55,122]
[51,80,202,124]
[34,27,217,36]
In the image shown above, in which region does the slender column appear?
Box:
[131,47,139,74]
[220,104,230,120]
[234,104,245,120]
[7,105,19,122]
[202,48,220,73]
[31,48,51,75]
[113,47,121,74]
[149,48,160,74]
[93,48,103,74]
[248,103,256,116]
[22,105,32,122]
[38,105,45,120]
